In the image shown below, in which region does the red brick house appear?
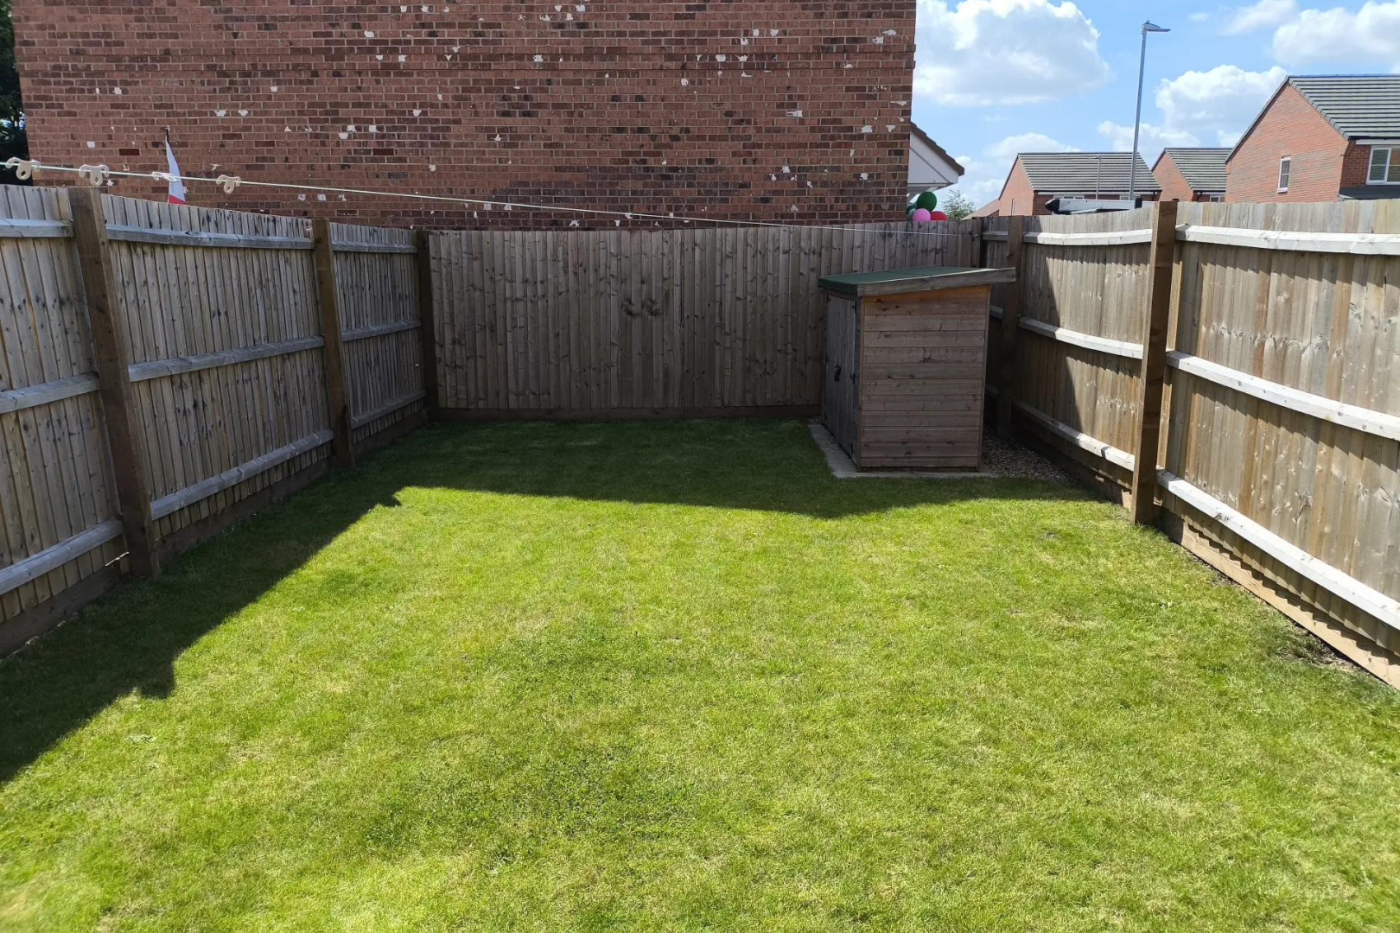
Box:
[1226,75,1400,203]
[1151,148,1228,202]
[975,152,1159,217]
[11,1,917,227]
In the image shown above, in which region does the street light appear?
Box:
[1128,20,1170,203]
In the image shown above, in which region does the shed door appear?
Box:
[822,294,860,458]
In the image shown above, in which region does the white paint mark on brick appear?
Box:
[215,110,227,117]
[886,125,896,133]
[86,140,96,148]
[369,125,379,133]
[398,54,408,62]
[782,165,792,173]
[412,109,423,117]
[872,35,885,44]
[429,164,437,171]
[298,193,307,201]
[339,132,350,139]
[680,78,690,86]
[376,55,385,61]
[364,30,375,37]
[860,125,873,133]
[271,86,279,92]
[238,109,249,117]
[860,173,870,181]
[533,54,544,63]
[770,28,780,36]
[787,109,802,117]
[317,193,327,201]
[741,72,752,78]
[493,134,503,142]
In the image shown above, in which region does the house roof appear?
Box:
[1155,148,1230,193]
[1016,152,1160,194]
[909,123,966,176]
[1229,75,1400,164]
[1290,75,1400,139]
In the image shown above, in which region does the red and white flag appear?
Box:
[164,132,187,204]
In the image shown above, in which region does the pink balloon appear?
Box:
[929,210,949,221]
[911,208,933,222]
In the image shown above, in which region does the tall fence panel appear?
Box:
[431,221,982,418]
[0,189,428,654]
[0,187,121,638]
[985,200,1400,686]
[330,222,427,451]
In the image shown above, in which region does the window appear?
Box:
[1277,157,1291,192]
[1368,147,1400,184]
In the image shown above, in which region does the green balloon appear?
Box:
[915,190,939,211]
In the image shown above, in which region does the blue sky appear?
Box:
[913,0,1400,207]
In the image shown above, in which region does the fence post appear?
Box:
[1130,200,1179,525]
[68,186,161,577]
[413,228,439,413]
[311,218,355,469]
[995,214,1026,440]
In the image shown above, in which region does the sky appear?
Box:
[914,0,1400,208]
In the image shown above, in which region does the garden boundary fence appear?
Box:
[980,200,1400,687]
[2,187,1397,690]
[0,187,428,652]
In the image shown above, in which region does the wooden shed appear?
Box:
[818,266,1015,471]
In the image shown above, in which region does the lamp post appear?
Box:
[1128,20,1170,203]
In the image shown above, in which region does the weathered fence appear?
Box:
[984,200,1400,687]
[4,186,1398,689]
[430,222,981,418]
[0,187,429,652]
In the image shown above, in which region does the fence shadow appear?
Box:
[0,417,1081,784]
[0,476,406,785]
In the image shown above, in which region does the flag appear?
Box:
[164,131,187,205]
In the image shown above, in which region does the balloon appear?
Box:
[911,208,933,222]
[915,190,939,211]
[929,210,949,221]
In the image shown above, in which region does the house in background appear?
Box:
[11,2,917,227]
[907,123,965,202]
[974,152,1160,217]
[1226,75,1400,202]
[1152,148,1229,202]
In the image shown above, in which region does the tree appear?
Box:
[0,0,27,183]
[940,189,975,221]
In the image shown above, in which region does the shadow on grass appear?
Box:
[0,417,1083,784]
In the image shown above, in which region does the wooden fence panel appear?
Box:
[100,195,330,548]
[1016,208,1153,469]
[0,190,426,653]
[1164,200,1400,676]
[0,187,120,632]
[432,221,982,417]
[330,223,426,451]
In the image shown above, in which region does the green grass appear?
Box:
[2,419,1398,932]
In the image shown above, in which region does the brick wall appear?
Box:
[993,160,1041,216]
[1225,84,1347,202]
[12,1,916,228]
[1153,155,1191,202]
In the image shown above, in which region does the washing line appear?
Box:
[5,157,979,239]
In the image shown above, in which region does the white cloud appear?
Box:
[952,131,1079,207]
[1270,1,1400,68]
[1188,11,1211,23]
[1220,0,1297,34]
[1154,65,1287,145]
[1096,121,1201,163]
[914,0,1111,106]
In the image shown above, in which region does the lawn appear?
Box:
[2,419,1398,933]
